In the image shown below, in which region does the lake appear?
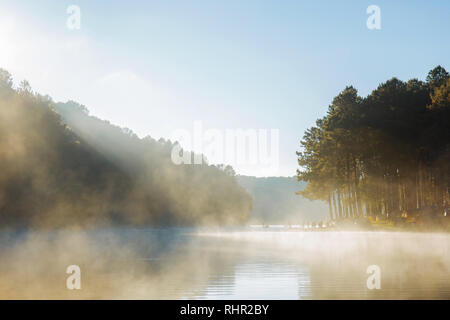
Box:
[0,228,449,299]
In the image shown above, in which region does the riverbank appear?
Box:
[250,215,450,232]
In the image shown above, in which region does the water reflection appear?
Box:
[195,262,310,300]
[0,228,449,299]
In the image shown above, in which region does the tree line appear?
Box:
[0,68,252,229]
[297,66,450,220]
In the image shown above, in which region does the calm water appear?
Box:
[0,228,449,299]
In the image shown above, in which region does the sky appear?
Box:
[0,0,449,176]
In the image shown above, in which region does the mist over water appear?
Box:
[0,0,448,305]
[0,228,449,299]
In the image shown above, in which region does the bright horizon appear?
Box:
[0,0,449,176]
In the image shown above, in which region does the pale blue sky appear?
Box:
[0,0,449,176]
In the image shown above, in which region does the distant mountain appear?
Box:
[236,176,328,223]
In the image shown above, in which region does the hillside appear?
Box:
[236,176,328,223]
[0,69,252,228]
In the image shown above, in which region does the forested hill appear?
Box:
[236,176,328,223]
[297,66,450,220]
[0,68,252,229]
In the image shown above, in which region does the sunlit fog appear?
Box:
[0,1,449,301]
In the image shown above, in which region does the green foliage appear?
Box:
[0,71,252,228]
[426,65,449,88]
[297,66,450,220]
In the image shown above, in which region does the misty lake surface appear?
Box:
[1,228,449,299]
